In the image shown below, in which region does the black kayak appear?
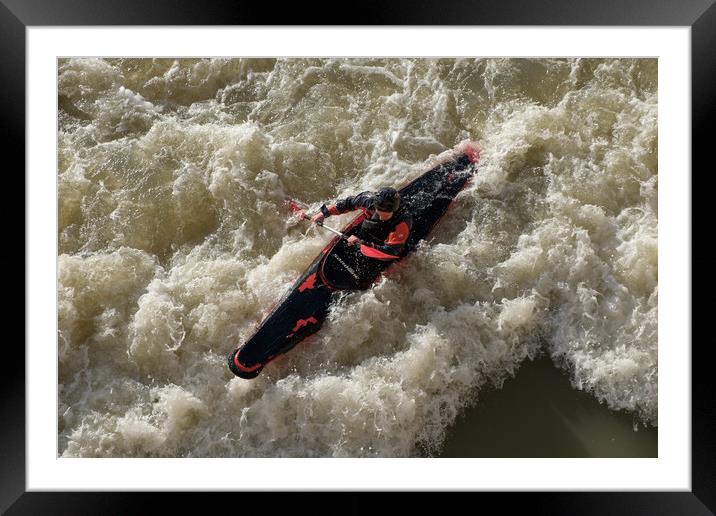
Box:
[228,141,480,379]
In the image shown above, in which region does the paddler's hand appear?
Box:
[347,235,361,247]
[310,213,325,224]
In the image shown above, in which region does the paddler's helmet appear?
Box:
[374,187,400,212]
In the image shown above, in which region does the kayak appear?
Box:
[228,141,481,379]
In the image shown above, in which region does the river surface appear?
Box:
[57,58,657,457]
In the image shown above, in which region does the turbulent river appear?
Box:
[57,58,657,457]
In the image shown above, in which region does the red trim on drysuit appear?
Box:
[359,245,399,260]
[385,221,410,246]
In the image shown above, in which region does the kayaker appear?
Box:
[311,187,413,260]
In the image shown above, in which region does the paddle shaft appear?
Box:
[314,220,346,239]
[288,198,347,239]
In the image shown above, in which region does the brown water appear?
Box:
[439,355,657,457]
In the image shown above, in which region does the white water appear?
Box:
[58,58,657,457]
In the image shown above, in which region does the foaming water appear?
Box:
[58,58,657,457]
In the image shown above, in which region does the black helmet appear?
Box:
[374,187,400,212]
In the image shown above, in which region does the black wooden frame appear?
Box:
[4,0,710,513]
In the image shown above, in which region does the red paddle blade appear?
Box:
[286,199,306,220]
[360,245,398,260]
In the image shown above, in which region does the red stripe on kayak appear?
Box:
[234,352,263,373]
[287,316,318,338]
[464,143,480,163]
[298,273,318,292]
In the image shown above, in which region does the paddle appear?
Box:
[286,198,399,260]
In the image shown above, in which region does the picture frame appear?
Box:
[5,0,709,512]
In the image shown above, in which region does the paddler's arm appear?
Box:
[313,191,373,223]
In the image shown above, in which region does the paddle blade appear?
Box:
[286,199,306,221]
